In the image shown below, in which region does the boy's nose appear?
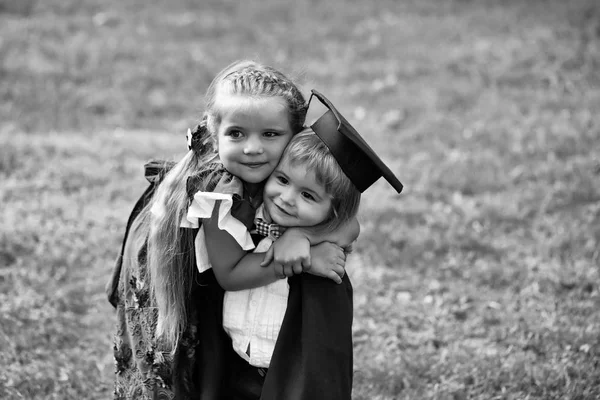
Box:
[279,189,295,206]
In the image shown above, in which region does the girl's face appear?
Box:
[216,95,294,190]
[263,158,332,227]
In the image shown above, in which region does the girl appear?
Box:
[108,61,351,400]
[220,128,361,399]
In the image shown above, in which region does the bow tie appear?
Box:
[254,218,282,239]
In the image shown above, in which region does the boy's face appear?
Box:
[216,94,294,187]
[263,158,332,227]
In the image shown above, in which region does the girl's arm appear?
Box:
[203,201,345,291]
[202,201,281,290]
[261,217,360,273]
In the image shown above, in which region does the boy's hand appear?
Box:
[308,242,346,284]
[271,262,288,280]
[261,230,311,276]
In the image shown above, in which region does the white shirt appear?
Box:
[222,206,289,368]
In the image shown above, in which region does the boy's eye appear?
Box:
[301,192,315,201]
[276,176,288,185]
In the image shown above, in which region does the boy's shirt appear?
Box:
[182,176,288,368]
[223,204,289,368]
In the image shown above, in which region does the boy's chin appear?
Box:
[270,217,289,227]
[270,214,304,229]
[264,206,288,226]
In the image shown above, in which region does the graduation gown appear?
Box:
[106,161,354,400]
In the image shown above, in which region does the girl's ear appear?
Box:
[205,114,217,134]
[204,114,219,150]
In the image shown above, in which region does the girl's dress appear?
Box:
[106,160,354,400]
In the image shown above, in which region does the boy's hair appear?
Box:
[280,128,361,232]
[147,60,306,351]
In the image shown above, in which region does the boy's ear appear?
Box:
[332,207,339,220]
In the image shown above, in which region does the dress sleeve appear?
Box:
[183,167,255,251]
[184,190,255,251]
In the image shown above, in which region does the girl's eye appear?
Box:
[276,176,288,185]
[228,130,243,139]
[301,192,315,201]
[263,131,279,138]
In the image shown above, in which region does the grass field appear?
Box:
[1,0,600,399]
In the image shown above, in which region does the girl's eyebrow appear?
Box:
[224,124,288,133]
[225,125,244,130]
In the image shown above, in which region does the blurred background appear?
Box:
[1,0,599,399]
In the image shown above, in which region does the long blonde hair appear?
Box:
[147,60,307,350]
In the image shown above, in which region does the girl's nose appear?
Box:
[243,137,264,155]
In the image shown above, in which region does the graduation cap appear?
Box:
[308,89,404,193]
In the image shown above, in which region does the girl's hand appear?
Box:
[261,230,311,276]
[308,242,346,284]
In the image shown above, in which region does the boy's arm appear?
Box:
[261,217,361,271]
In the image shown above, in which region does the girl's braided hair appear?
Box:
[204,60,307,136]
[148,60,307,351]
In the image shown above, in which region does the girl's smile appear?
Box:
[243,162,268,168]
[216,94,294,185]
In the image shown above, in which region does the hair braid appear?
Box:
[206,61,307,134]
